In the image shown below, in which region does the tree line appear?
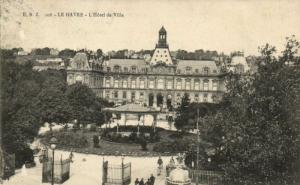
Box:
[0,53,113,167]
[175,37,300,185]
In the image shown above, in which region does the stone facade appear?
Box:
[67,27,225,109]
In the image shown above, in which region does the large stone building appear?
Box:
[67,27,226,109]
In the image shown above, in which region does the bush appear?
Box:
[153,139,191,153]
[44,131,89,148]
[93,135,100,148]
[90,124,97,132]
[140,138,148,151]
[129,131,137,142]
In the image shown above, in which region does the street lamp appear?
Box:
[49,137,57,185]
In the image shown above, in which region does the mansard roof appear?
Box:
[104,59,147,68]
[177,60,219,71]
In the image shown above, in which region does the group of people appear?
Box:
[134,174,155,185]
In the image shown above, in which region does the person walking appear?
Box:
[145,178,151,185]
[139,178,144,185]
[135,178,139,185]
[157,156,163,176]
[150,174,155,185]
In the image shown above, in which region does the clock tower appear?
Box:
[150,26,173,65]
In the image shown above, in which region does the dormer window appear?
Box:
[186,66,192,73]
[113,65,120,72]
[131,66,137,73]
[203,67,209,75]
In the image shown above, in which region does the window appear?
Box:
[140,79,145,89]
[203,67,209,75]
[213,70,217,74]
[113,65,120,72]
[124,67,128,72]
[105,91,110,99]
[131,66,137,73]
[157,79,164,89]
[176,79,182,90]
[105,78,111,87]
[194,80,200,90]
[203,94,208,102]
[131,92,135,101]
[140,92,144,99]
[123,91,127,99]
[195,69,199,73]
[131,79,136,88]
[149,80,154,89]
[176,93,181,102]
[122,79,127,88]
[107,67,111,72]
[114,91,118,98]
[114,79,119,88]
[186,66,192,73]
[177,69,181,74]
[194,94,199,102]
[185,80,191,90]
[141,68,146,73]
[167,80,172,89]
[212,80,218,91]
[203,79,209,91]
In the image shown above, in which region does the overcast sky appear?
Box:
[1,0,300,55]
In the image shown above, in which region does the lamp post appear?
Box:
[121,155,125,184]
[49,137,57,185]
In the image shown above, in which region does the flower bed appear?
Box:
[101,125,162,144]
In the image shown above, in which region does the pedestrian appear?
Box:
[150,174,155,185]
[139,178,144,185]
[135,178,139,185]
[157,156,163,176]
[145,178,151,185]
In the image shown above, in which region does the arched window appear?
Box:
[114,79,119,88]
[122,79,128,88]
[176,79,182,90]
[194,79,200,90]
[185,79,191,90]
[203,79,209,91]
[105,77,111,87]
[212,80,218,91]
[131,78,136,88]
[140,78,145,89]
[157,79,164,89]
[167,80,172,89]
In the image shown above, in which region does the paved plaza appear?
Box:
[3,150,173,185]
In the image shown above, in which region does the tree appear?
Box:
[200,37,300,185]
[174,93,191,131]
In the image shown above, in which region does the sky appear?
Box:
[1,0,300,55]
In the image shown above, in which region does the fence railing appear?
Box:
[102,161,131,185]
[42,158,71,184]
[189,169,224,185]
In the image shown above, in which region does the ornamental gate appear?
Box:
[102,160,131,185]
[42,157,71,184]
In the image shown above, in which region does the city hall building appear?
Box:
[66,27,226,109]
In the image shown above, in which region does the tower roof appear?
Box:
[159,26,166,33]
